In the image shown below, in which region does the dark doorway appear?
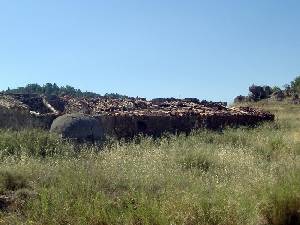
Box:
[137,121,147,132]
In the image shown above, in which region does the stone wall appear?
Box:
[96,112,274,139]
[0,106,55,130]
[96,114,199,138]
[0,94,275,138]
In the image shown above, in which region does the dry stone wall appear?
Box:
[0,94,274,138]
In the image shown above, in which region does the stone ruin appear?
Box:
[0,93,274,139]
[50,114,105,142]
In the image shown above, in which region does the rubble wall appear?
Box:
[0,94,275,138]
[96,113,274,138]
[97,114,199,138]
[0,106,55,130]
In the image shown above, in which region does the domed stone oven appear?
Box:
[50,114,104,142]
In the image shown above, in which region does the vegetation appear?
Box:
[0,101,299,225]
[269,76,300,95]
[2,83,128,99]
[271,86,281,93]
[291,76,300,93]
[235,76,300,103]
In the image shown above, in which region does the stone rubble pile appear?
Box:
[0,94,274,138]
[59,96,274,137]
[60,96,271,118]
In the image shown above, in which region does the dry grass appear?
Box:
[0,101,299,225]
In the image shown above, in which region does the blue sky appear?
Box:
[0,0,299,102]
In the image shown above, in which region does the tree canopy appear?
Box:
[2,83,128,99]
[291,76,300,93]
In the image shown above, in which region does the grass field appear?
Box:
[0,102,299,225]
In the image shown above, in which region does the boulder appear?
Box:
[50,114,104,142]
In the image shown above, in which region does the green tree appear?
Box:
[104,93,128,99]
[271,86,281,93]
[26,84,43,94]
[291,76,300,93]
[4,83,127,98]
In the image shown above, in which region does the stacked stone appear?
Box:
[0,94,275,139]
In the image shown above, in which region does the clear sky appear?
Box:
[0,0,299,102]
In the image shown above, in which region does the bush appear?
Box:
[291,76,300,93]
[0,129,74,158]
[0,170,28,192]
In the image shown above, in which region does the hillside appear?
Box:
[0,101,299,225]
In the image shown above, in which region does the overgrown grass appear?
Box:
[0,102,299,225]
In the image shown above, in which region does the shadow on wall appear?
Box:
[0,107,56,130]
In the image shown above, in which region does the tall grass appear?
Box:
[0,102,299,225]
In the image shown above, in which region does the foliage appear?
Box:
[0,129,74,159]
[236,76,300,104]
[104,92,129,99]
[2,83,98,98]
[2,83,129,99]
[271,86,282,93]
[0,102,299,224]
[291,75,300,93]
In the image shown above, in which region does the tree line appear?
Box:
[234,75,300,103]
[2,83,128,99]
